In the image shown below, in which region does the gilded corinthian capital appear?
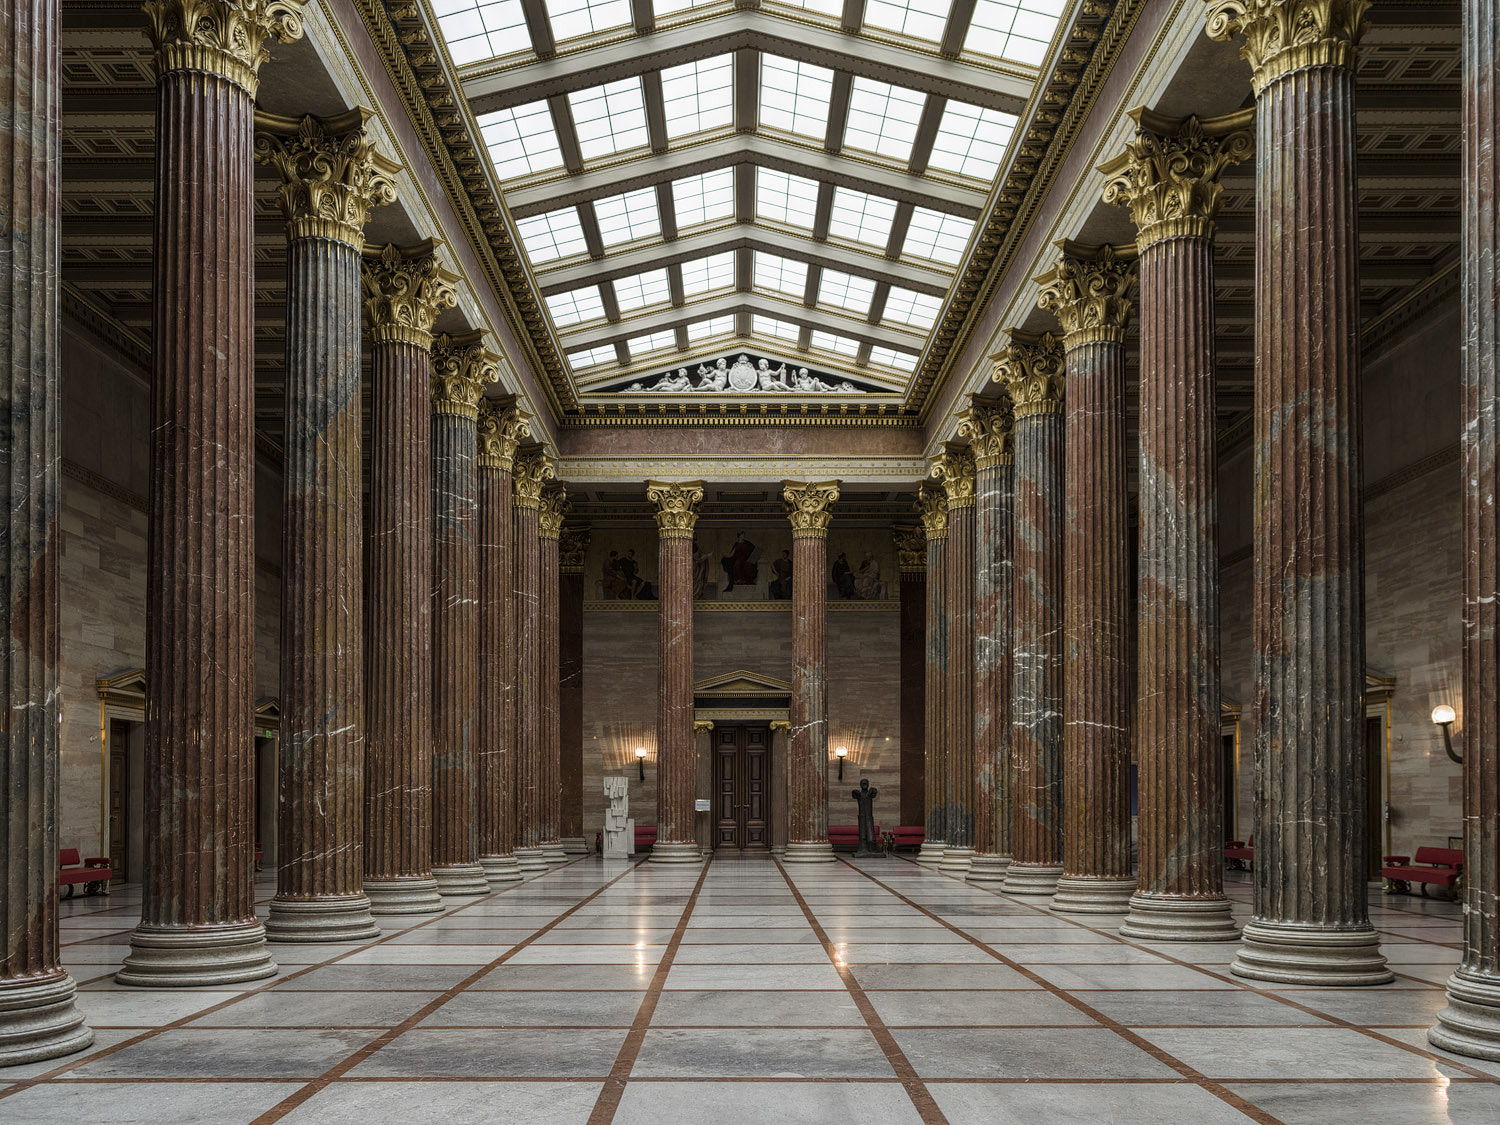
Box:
[1206,0,1370,93]
[538,486,570,541]
[956,399,1014,470]
[142,0,305,95]
[932,446,977,510]
[991,331,1066,418]
[1035,241,1138,347]
[512,449,556,510]
[645,480,705,539]
[362,241,458,347]
[256,109,400,250]
[559,526,591,573]
[915,485,948,541]
[430,333,500,419]
[477,400,531,472]
[783,480,840,539]
[1098,108,1254,247]
[892,524,926,573]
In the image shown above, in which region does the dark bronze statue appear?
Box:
[852,777,883,858]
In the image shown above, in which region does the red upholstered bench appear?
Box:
[1224,835,1254,871]
[58,848,113,899]
[891,825,925,851]
[829,825,876,851]
[635,824,657,851]
[1382,846,1463,898]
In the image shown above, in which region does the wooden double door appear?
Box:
[714,724,771,850]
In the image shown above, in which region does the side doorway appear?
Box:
[714,724,771,851]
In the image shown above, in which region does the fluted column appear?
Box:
[477,401,530,884]
[893,525,927,828]
[559,526,589,851]
[934,447,977,876]
[512,450,555,873]
[1035,244,1138,915]
[960,401,1015,885]
[429,334,498,897]
[122,0,305,988]
[1101,110,1253,939]
[995,332,1067,895]
[255,109,394,942]
[770,720,791,855]
[538,485,569,864]
[1430,0,1500,1059]
[783,481,840,862]
[647,481,706,864]
[360,242,455,914]
[0,0,93,1062]
[1209,0,1390,985]
[915,486,948,864]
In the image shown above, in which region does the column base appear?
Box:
[649,842,703,864]
[480,855,525,884]
[515,847,549,873]
[0,971,94,1068]
[364,877,444,915]
[265,894,381,943]
[1119,892,1239,941]
[1051,876,1136,915]
[1001,862,1063,895]
[783,842,835,863]
[541,842,568,865]
[915,841,948,865]
[1429,968,1500,1062]
[1230,919,1392,986]
[770,845,787,857]
[562,837,589,854]
[432,863,491,897]
[939,847,975,877]
[118,920,278,987]
[966,854,1011,884]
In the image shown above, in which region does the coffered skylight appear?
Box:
[672,169,736,229]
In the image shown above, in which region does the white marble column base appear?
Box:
[783,842,835,863]
[266,894,381,942]
[1050,877,1135,915]
[118,921,278,987]
[1231,919,1392,986]
[365,877,444,915]
[966,854,1011,884]
[0,972,93,1068]
[1430,969,1500,1061]
[1119,892,1239,941]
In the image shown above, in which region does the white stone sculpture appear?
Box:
[616,353,868,394]
[602,776,633,858]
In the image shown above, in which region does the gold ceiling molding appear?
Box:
[569,400,918,427]
[556,456,929,483]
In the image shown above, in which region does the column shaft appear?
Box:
[512,452,553,872]
[917,489,948,864]
[937,452,977,875]
[895,527,926,828]
[559,528,588,851]
[538,487,567,864]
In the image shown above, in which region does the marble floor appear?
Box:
[3,856,1498,1125]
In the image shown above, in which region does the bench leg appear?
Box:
[60,883,73,900]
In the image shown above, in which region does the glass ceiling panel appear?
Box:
[478,101,563,180]
[759,56,835,140]
[903,206,974,265]
[612,268,673,311]
[869,345,919,371]
[863,0,949,45]
[662,55,735,139]
[828,187,898,249]
[656,0,722,15]
[752,314,802,343]
[516,208,589,263]
[753,251,809,299]
[755,168,819,230]
[818,269,877,317]
[810,329,860,357]
[568,343,619,369]
[672,169,736,229]
[434,0,531,67]
[680,251,737,297]
[687,313,737,341]
[928,102,1017,181]
[549,0,631,43]
[628,328,679,358]
[883,285,943,330]
[546,285,606,327]
[965,0,1064,67]
[843,77,926,163]
[593,187,661,247]
[569,79,649,162]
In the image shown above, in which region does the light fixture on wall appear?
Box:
[835,745,848,781]
[1432,705,1462,764]
[635,746,648,781]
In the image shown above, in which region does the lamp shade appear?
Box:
[634,746,648,759]
[834,746,848,758]
[1432,705,1456,726]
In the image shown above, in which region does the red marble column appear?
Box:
[915,486,948,864]
[783,481,840,862]
[934,448,977,876]
[647,480,706,864]
[960,400,1015,884]
[122,0,305,988]
[995,332,1066,896]
[1037,244,1138,915]
[477,401,530,884]
[256,109,394,942]
[0,0,93,1062]
[361,243,455,914]
[1209,0,1390,985]
[538,485,568,864]
[512,450,554,873]
[1430,0,1500,1058]
[893,526,927,828]
[559,526,588,851]
[1101,110,1252,939]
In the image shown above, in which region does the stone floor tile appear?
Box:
[1136,1027,1449,1079]
[0,1080,304,1124]
[188,990,445,1028]
[663,963,846,990]
[65,1028,380,1079]
[349,1027,628,1078]
[865,988,1097,1027]
[630,1027,893,1078]
[282,1080,602,1125]
[1223,1081,1500,1125]
[928,1081,1258,1124]
[892,1027,1177,1079]
[612,1080,923,1125]
[649,988,865,1027]
[421,989,645,1027]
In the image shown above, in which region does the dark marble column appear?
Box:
[783,481,840,862]
[1209,0,1390,985]
[255,109,394,942]
[360,243,455,913]
[1430,0,1500,1059]
[894,526,927,828]
[559,525,588,852]
[1036,243,1138,916]
[934,447,977,876]
[994,332,1067,896]
[647,481,706,864]
[915,486,948,865]
[512,450,555,873]
[959,400,1015,885]
[428,334,497,897]
[538,485,569,864]
[477,401,530,884]
[0,0,93,1063]
[1101,110,1253,939]
[122,0,304,988]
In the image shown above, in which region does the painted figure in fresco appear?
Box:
[769,549,793,600]
[831,552,855,599]
[603,550,630,600]
[854,551,882,600]
[692,538,710,599]
[721,532,758,591]
[619,548,655,600]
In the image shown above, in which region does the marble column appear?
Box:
[429,334,498,897]
[783,481,840,862]
[1209,0,1390,985]
[255,109,394,942]
[512,450,555,873]
[0,0,94,1063]
[1429,0,1500,1059]
[915,486,949,864]
[770,720,791,855]
[994,332,1067,895]
[538,485,569,864]
[122,0,305,988]
[1101,109,1253,939]
[559,526,589,852]
[894,525,927,828]
[647,481,707,864]
[934,447,977,876]
[477,401,530,884]
[959,400,1015,885]
[1035,243,1138,915]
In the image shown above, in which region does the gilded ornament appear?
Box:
[477,400,530,472]
[1035,242,1137,346]
[991,332,1066,418]
[956,399,1014,470]
[512,449,555,510]
[645,480,706,539]
[538,485,569,540]
[255,109,400,250]
[559,525,591,572]
[430,333,499,419]
[932,446,977,510]
[693,720,716,734]
[142,0,305,95]
[1205,0,1369,93]
[892,524,927,572]
[782,480,840,539]
[361,241,458,347]
[916,485,948,540]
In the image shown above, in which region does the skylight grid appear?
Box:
[752,314,802,343]
[680,251,736,296]
[828,188,898,249]
[569,79,649,161]
[611,268,672,311]
[755,168,819,229]
[593,188,661,247]
[869,345,919,371]
[928,102,1017,180]
[965,0,1065,67]
[478,101,563,179]
[672,169,736,229]
[628,329,679,358]
[662,55,734,139]
[568,343,619,370]
[759,57,835,140]
[810,330,860,357]
[549,0,631,42]
[903,207,974,265]
[434,0,531,67]
[516,208,589,263]
[687,314,736,341]
[883,286,943,329]
[546,286,606,327]
[655,0,722,14]
[843,78,925,162]
[818,269,877,316]
[863,0,948,44]
[753,251,809,298]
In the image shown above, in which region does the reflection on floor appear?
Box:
[2,856,1498,1124]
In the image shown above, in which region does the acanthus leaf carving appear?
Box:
[956,399,1015,470]
[1035,242,1138,346]
[477,400,531,472]
[915,485,948,540]
[511,449,556,510]
[645,480,706,539]
[1205,0,1370,93]
[142,0,306,94]
[255,109,400,250]
[782,480,840,539]
[361,241,458,347]
[430,332,499,419]
[991,332,1066,418]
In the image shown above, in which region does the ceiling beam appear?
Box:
[939,0,979,57]
[840,0,866,34]
[518,0,557,59]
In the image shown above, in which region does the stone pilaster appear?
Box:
[1101,109,1253,940]
[428,334,497,897]
[934,446,977,876]
[538,484,569,864]
[1429,0,1500,1059]
[770,719,792,855]
[783,481,840,862]
[994,332,1067,896]
[0,0,94,1062]
[122,0,306,988]
[915,485,948,865]
[894,525,927,828]
[559,525,589,852]
[477,401,530,884]
[512,449,555,873]
[1035,242,1138,915]
[1209,0,1390,985]
[361,242,455,913]
[958,400,1015,885]
[256,109,395,942]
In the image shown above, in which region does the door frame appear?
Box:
[692,668,791,853]
[1366,671,1396,876]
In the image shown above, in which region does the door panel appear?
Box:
[712,725,773,850]
[108,719,130,881]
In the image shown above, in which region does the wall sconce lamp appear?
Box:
[635,746,648,781]
[835,745,848,781]
[1432,705,1462,764]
